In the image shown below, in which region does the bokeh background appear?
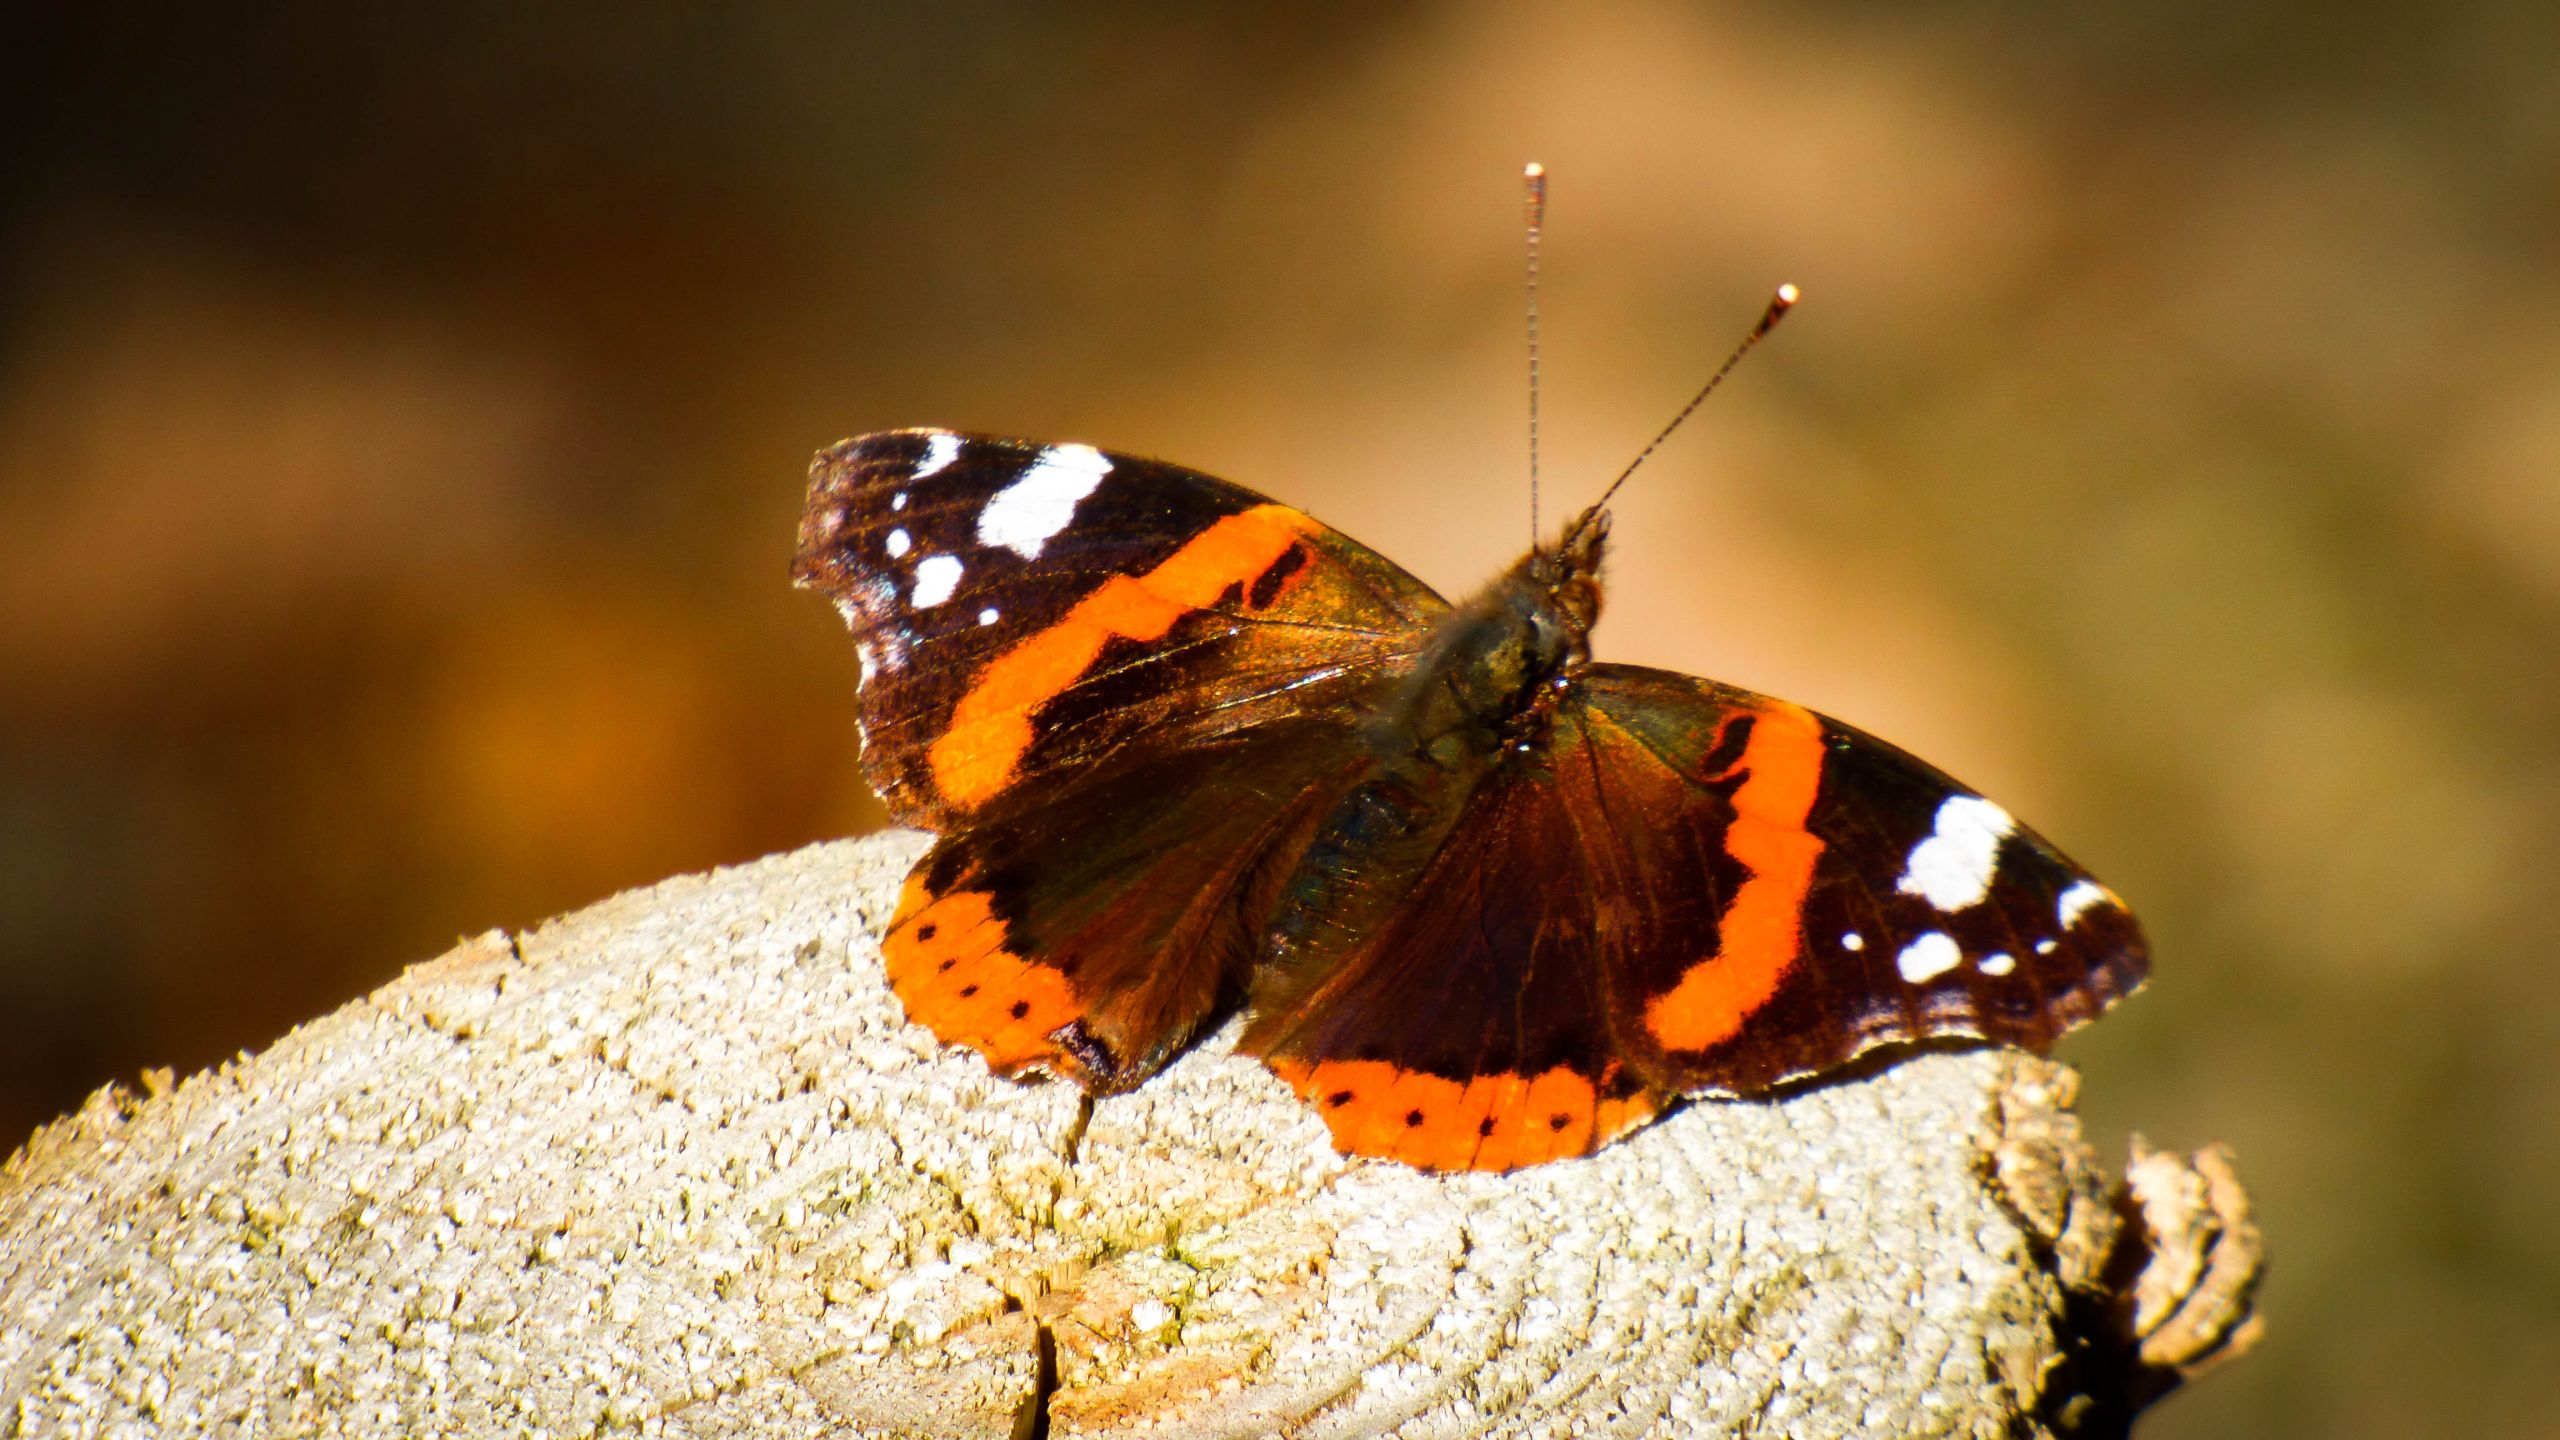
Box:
[5,3,2555,1433]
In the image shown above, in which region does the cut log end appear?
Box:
[0,831,2260,1437]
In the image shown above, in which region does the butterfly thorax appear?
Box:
[1367,505,1610,768]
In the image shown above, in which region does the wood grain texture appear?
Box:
[0,830,2257,1437]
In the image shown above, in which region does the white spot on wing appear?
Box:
[885,527,911,558]
[854,642,877,684]
[1979,951,2016,977]
[911,554,963,607]
[1841,932,1865,952]
[977,606,999,627]
[2036,938,2058,954]
[891,492,909,511]
[913,433,962,480]
[1897,795,2015,912]
[2056,880,2111,929]
[1897,931,1964,984]
[977,443,1112,559]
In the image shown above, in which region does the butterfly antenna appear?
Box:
[1568,283,1800,540]
[1524,161,1548,548]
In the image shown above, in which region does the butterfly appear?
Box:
[791,426,2146,1172]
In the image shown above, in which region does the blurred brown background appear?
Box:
[3,2,2554,1433]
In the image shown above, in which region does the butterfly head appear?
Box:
[1528,502,1611,665]
[1471,502,1609,695]
[1375,505,1610,757]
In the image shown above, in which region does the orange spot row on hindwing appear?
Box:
[1641,698,1829,1053]
[882,871,1084,1073]
[928,505,1315,811]
[1266,1057,1663,1172]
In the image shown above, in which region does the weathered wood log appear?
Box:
[0,831,2259,1437]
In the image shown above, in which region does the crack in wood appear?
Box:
[1010,1317,1059,1440]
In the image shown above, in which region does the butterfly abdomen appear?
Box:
[1260,771,1446,971]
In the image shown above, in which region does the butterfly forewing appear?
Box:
[1570,666,2148,1095]
[793,429,1448,828]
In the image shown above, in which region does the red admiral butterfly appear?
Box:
[791,412,2146,1170]
[793,192,2143,1171]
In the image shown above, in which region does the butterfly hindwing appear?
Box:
[884,718,1367,1092]
[1239,754,1673,1171]
[1574,665,2147,1094]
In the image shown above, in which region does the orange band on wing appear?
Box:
[1267,1057,1660,1173]
[928,504,1314,811]
[882,870,1083,1074]
[1642,700,1828,1053]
